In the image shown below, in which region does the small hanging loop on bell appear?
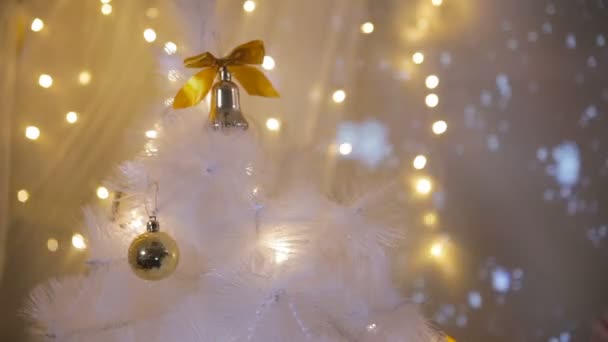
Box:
[209,66,249,131]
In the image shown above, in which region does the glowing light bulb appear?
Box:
[145,130,158,139]
[432,0,443,6]
[425,75,439,89]
[332,89,346,103]
[25,126,40,140]
[143,28,157,42]
[72,234,86,250]
[266,118,281,131]
[262,56,275,70]
[243,0,256,12]
[38,74,53,88]
[47,238,59,252]
[425,94,439,108]
[412,52,425,64]
[66,112,78,124]
[361,22,374,34]
[17,190,30,203]
[96,186,110,199]
[31,18,44,32]
[415,177,433,195]
[79,71,91,85]
[101,4,112,15]
[432,120,448,135]
[338,143,353,156]
[430,242,444,257]
[413,154,427,170]
[423,211,438,227]
[164,41,177,54]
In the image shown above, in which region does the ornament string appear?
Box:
[144,181,159,217]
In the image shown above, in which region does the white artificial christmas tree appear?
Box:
[27,41,446,342]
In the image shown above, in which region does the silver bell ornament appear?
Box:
[128,216,179,281]
[209,66,249,131]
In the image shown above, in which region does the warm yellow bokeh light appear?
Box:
[425,94,439,108]
[79,71,91,85]
[72,234,87,250]
[432,0,443,6]
[332,89,346,103]
[430,242,444,257]
[415,177,433,195]
[101,4,112,15]
[96,186,110,199]
[338,143,353,156]
[66,111,78,124]
[100,0,111,3]
[145,130,158,139]
[17,190,30,203]
[413,154,427,170]
[25,126,40,140]
[266,118,281,131]
[164,41,177,55]
[31,18,44,32]
[423,211,438,227]
[38,74,53,88]
[143,28,157,42]
[425,75,440,89]
[262,56,275,70]
[361,22,374,34]
[47,238,59,252]
[412,52,425,64]
[432,120,448,135]
[243,0,256,12]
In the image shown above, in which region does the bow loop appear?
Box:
[173,40,279,109]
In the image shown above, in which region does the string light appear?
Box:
[432,0,443,6]
[430,241,444,257]
[425,94,439,108]
[243,0,256,12]
[266,118,281,131]
[338,143,353,156]
[415,177,433,195]
[143,28,157,42]
[423,211,438,227]
[412,52,425,64]
[25,126,40,140]
[71,234,87,250]
[332,89,346,103]
[361,22,375,34]
[17,190,30,203]
[31,18,44,32]
[38,74,53,88]
[101,4,112,15]
[96,186,110,199]
[262,56,275,70]
[66,112,78,124]
[432,120,448,135]
[413,154,427,170]
[78,71,91,85]
[145,130,158,139]
[425,75,440,89]
[164,41,177,55]
[47,238,59,252]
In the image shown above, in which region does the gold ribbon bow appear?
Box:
[173,40,279,109]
